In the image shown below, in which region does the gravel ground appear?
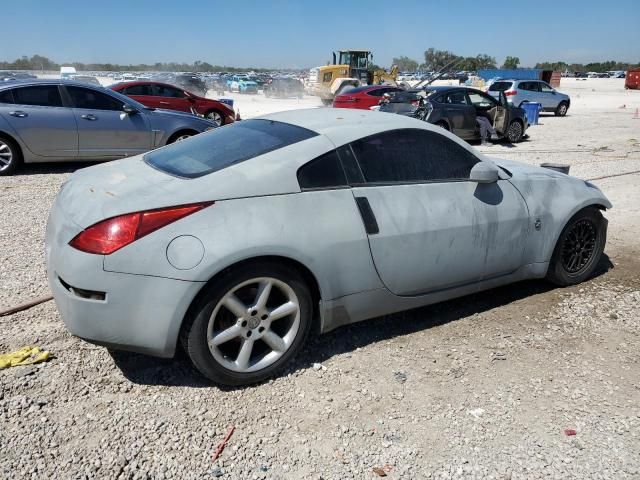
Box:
[1,79,639,480]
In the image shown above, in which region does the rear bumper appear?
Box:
[48,265,203,358]
[46,201,204,358]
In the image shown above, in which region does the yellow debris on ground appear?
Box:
[0,346,50,369]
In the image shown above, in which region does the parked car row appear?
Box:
[0,80,216,175]
[332,78,573,145]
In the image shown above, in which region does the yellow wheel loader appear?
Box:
[308,50,399,105]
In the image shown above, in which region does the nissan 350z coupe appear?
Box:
[46,109,611,386]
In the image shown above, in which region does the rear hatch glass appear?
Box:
[145,119,318,178]
[488,81,513,92]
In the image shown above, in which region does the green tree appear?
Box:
[392,56,419,72]
[502,56,520,69]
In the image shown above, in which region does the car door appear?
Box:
[65,85,152,158]
[346,129,529,295]
[517,81,534,105]
[152,85,192,113]
[0,84,77,158]
[538,82,557,108]
[467,90,510,136]
[443,90,476,138]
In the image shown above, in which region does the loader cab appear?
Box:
[334,50,373,85]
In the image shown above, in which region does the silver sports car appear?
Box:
[46,109,611,385]
[0,80,216,175]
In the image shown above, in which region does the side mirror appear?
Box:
[122,104,138,115]
[470,162,499,184]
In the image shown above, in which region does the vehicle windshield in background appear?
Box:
[144,119,318,178]
[489,81,513,92]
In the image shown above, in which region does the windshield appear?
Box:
[144,119,318,178]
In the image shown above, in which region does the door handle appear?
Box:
[81,114,97,121]
[9,111,28,118]
[355,197,379,235]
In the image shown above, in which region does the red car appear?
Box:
[333,85,405,110]
[110,81,236,126]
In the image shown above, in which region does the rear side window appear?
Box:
[12,85,63,107]
[297,150,347,190]
[350,129,479,184]
[488,81,513,92]
[123,85,151,96]
[0,89,14,104]
[145,119,318,178]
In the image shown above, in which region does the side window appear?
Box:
[323,72,333,83]
[153,85,185,98]
[467,91,495,108]
[123,85,150,96]
[445,91,469,105]
[350,129,479,184]
[540,82,554,93]
[367,88,386,97]
[0,89,14,104]
[297,150,348,190]
[12,85,62,107]
[66,86,124,111]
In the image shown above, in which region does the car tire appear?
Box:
[167,130,197,144]
[204,110,225,126]
[0,135,22,176]
[555,101,569,117]
[546,207,606,286]
[321,98,333,106]
[505,120,524,143]
[435,121,450,131]
[181,261,313,386]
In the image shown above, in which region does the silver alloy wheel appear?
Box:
[558,103,568,116]
[205,111,223,126]
[206,277,300,373]
[174,134,192,142]
[0,140,13,171]
[507,121,523,142]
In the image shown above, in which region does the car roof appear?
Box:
[259,108,476,151]
[0,79,108,90]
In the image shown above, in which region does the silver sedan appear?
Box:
[0,80,216,175]
[46,109,610,385]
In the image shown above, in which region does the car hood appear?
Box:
[150,108,212,122]
[488,157,570,179]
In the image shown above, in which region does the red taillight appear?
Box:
[69,202,213,255]
[505,90,517,96]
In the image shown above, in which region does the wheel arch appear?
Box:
[179,254,324,350]
[0,129,25,163]
[166,128,199,144]
[544,201,610,265]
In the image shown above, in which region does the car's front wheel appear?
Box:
[204,110,224,126]
[555,101,569,116]
[547,207,606,286]
[505,120,524,143]
[181,262,313,386]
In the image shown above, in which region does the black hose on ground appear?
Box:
[0,295,53,317]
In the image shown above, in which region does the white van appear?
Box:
[60,66,77,79]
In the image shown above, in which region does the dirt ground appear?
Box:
[0,78,639,480]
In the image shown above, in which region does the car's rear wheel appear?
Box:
[435,120,450,131]
[204,110,224,126]
[181,262,313,386]
[506,120,524,143]
[321,98,333,106]
[0,135,22,176]
[547,207,606,286]
[555,101,569,116]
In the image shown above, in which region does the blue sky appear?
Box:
[3,0,638,68]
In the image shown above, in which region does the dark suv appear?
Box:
[173,74,208,96]
[264,77,304,98]
[380,86,528,143]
